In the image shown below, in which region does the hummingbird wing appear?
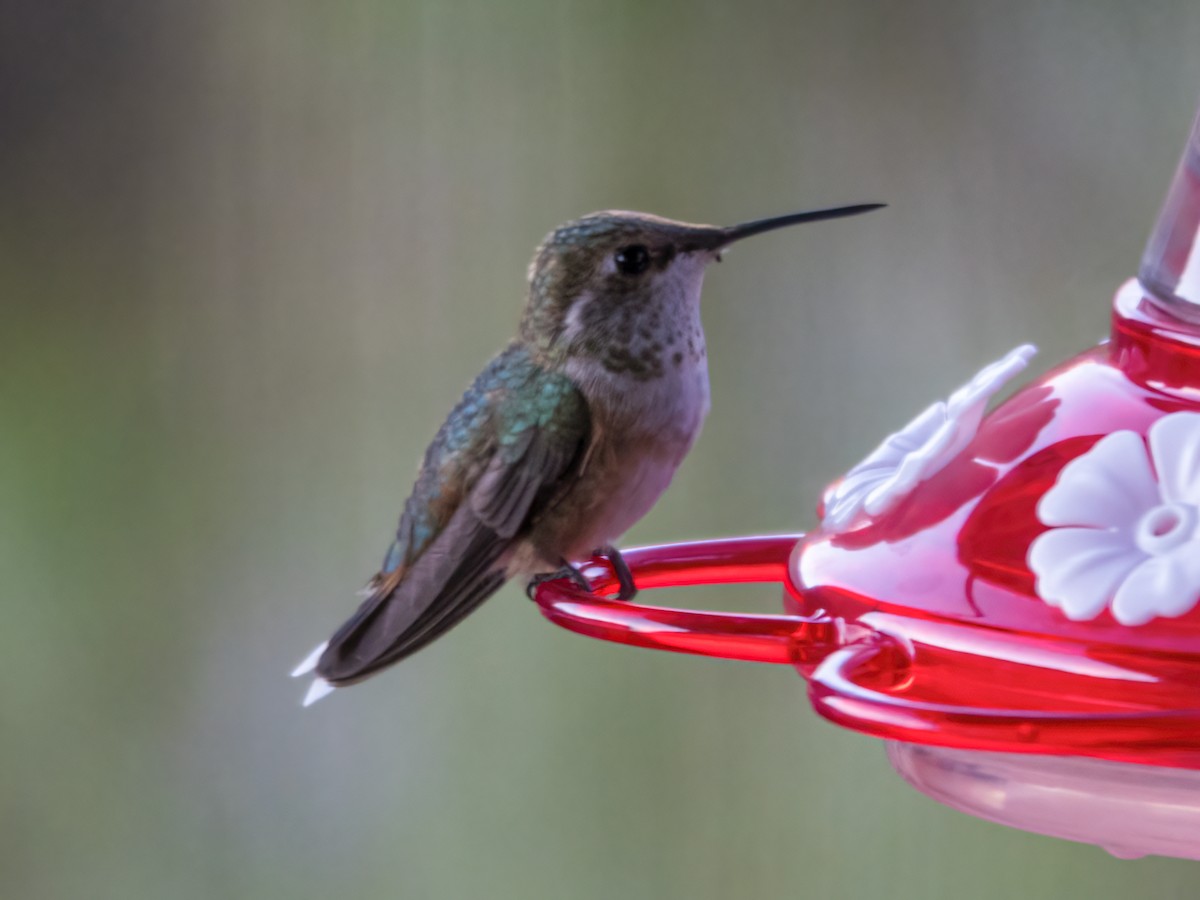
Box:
[313,344,589,685]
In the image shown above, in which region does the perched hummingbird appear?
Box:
[292,203,883,705]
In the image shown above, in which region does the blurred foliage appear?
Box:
[4,1,1200,897]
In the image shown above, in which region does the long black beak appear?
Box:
[705,203,885,250]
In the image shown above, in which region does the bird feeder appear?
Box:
[530,103,1200,860]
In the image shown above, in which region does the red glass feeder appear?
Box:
[530,105,1200,860]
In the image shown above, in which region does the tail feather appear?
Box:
[298,501,514,694]
[290,640,328,677]
[302,678,336,707]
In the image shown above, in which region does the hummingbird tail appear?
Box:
[290,357,590,704]
[290,641,336,706]
[297,503,514,693]
[312,569,507,689]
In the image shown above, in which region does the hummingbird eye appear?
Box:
[613,244,651,276]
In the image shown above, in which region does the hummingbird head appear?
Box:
[518,205,883,373]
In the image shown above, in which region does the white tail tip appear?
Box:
[302,678,336,707]
[290,640,329,678]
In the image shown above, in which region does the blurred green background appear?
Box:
[4,1,1200,897]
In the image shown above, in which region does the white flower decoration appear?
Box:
[1029,412,1200,626]
[823,344,1037,532]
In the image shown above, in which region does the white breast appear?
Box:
[557,353,711,556]
[567,352,711,450]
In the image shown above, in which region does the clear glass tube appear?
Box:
[1140,103,1200,323]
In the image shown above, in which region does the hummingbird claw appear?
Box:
[525,551,637,600]
[596,545,637,601]
[526,562,594,599]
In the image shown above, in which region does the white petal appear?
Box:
[822,405,945,529]
[821,499,858,532]
[823,472,886,531]
[879,401,948,456]
[302,678,336,707]
[1148,412,1200,505]
[1028,527,1143,621]
[290,640,329,677]
[921,409,982,475]
[861,471,905,518]
[945,344,1037,419]
[854,402,947,473]
[908,413,960,469]
[825,467,887,507]
[1037,431,1158,529]
[823,344,1036,534]
[1110,552,1200,626]
[863,419,958,515]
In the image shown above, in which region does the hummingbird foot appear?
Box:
[595,545,637,601]
[526,561,594,599]
[525,549,638,601]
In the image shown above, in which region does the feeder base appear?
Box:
[886,742,1200,860]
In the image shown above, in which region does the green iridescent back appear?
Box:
[379,342,588,576]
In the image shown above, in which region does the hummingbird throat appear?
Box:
[559,265,708,382]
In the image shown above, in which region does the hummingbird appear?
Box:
[292,203,884,705]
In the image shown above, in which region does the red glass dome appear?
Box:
[794,285,1200,771]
